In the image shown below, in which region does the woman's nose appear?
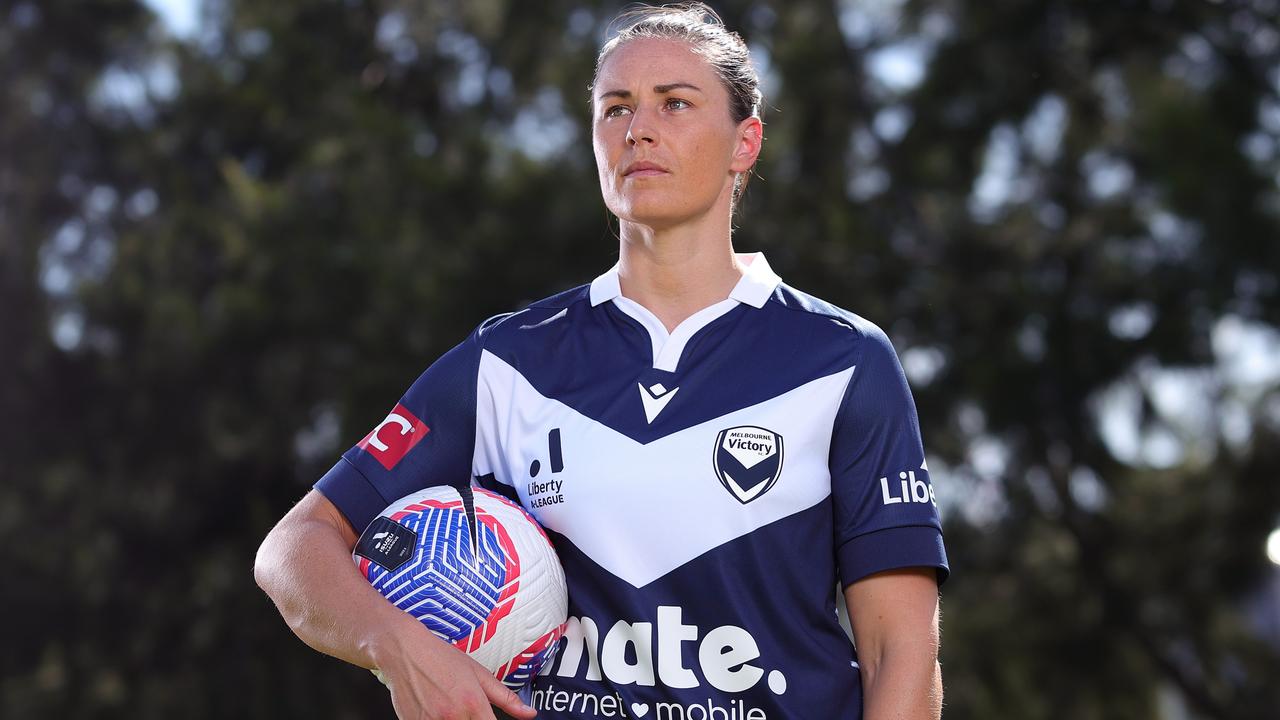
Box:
[626,107,657,146]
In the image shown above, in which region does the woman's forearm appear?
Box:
[252,491,425,669]
[860,651,943,720]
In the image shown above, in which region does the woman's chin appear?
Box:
[612,200,708,231]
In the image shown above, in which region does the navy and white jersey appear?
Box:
[317,253,948,720]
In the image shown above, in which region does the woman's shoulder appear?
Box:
[472,282,595,343]
[767,282,894,347]
[765,283,909,386]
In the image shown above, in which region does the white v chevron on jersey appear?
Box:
[474,350,855,588]
[638,382,679,423]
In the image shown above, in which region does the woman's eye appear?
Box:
[604,105,631,118]
[666,98,691,110]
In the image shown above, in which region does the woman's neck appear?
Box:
[615,217,745,333]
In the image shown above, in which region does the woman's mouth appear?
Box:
[623,161,669,177]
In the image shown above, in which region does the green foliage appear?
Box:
[2,0,1278,717]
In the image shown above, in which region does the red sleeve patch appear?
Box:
[358,404,430,470]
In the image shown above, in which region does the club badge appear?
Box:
[713,425,784,504]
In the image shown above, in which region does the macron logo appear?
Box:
[639,383,679,424]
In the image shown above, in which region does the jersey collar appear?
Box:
[589,252,781,309]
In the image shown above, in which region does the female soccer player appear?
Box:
[255,4,947,719]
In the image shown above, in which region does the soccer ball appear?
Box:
[353,484,568,689]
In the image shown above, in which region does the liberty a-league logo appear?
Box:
[713,425,784,504]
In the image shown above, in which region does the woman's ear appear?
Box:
[730,116,764,173]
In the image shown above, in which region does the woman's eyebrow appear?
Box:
[654,82,702,94]
[597,82,704,101]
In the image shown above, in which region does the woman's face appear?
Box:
[591,38,760,230]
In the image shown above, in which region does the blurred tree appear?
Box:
[1,0,1278,718]
[1,0,168,716]
[770,1,1280,718]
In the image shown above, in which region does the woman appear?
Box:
[255,4,947,719]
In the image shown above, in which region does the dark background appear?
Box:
[3,0,1279,717]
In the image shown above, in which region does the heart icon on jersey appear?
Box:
[631,702,650,717]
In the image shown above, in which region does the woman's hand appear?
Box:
[370,622,537,720]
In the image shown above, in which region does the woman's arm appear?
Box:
[253,490,535,720]
[845,567,943,720]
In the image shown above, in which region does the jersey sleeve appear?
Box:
[314,317,505,534]
[830,325,949,586]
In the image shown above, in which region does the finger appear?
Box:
[481,675,537,719]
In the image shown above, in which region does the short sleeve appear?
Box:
[830,325,949,586]
[315,317,506,533]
